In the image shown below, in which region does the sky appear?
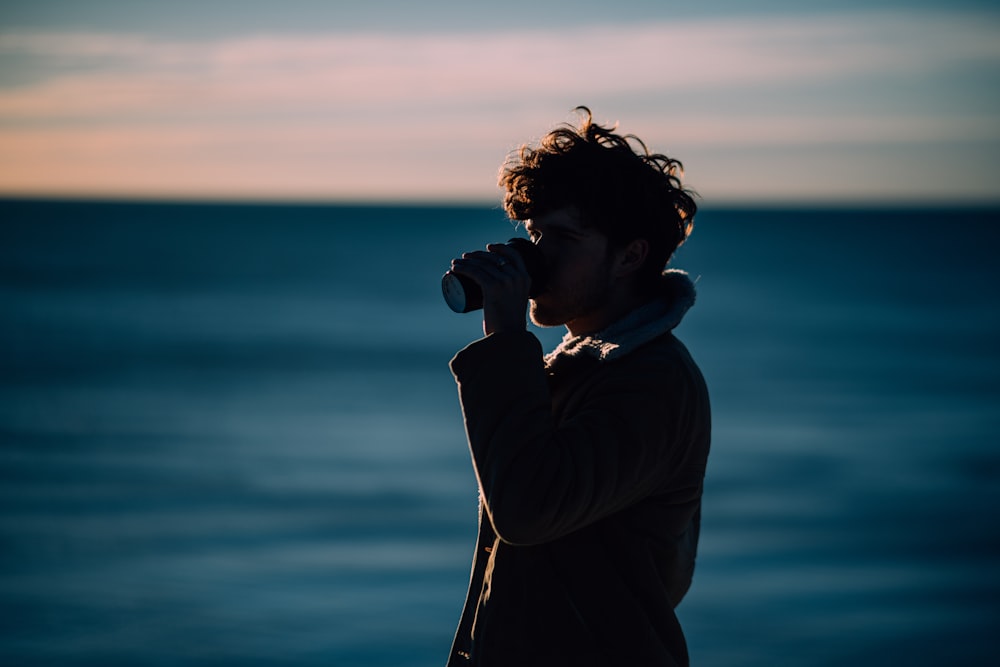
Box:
[1,0,998,204]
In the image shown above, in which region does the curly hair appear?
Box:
[499,106,697,290]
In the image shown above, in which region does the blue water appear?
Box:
[2,200,998,666]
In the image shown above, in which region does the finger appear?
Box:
[454,250,506,272]
[485,244,528,274]
[450,256,507,284]
[454,249,519,279]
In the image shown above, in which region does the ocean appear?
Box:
[1,199,998,666]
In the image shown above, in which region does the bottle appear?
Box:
[442,237,548,313]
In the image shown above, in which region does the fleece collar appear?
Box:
[544,269,696,365]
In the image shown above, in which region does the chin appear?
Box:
[529,301,568,328]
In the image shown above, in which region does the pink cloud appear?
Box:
[1,10,997,201]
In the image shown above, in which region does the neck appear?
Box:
[564,288,648,337]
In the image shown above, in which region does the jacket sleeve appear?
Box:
[451,330,700,546]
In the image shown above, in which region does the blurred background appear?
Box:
[2,2,999,665]
[2,0,999,204]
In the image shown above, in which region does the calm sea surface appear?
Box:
[2,200,998,666]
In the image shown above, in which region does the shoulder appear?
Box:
[614,331,695,374]
[593,332,707,405]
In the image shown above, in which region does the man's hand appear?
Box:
[450,243,530,335]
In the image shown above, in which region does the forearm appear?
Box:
[452,332,682,546]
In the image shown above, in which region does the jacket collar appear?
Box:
[544,269,696,365]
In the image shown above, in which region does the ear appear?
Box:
[613,238,649,279]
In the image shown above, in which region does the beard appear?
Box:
[529,259,615,329]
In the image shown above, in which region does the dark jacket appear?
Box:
[447,271,711,667]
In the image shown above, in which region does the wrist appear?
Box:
[483,304,527,336]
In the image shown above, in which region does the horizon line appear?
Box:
[2,193,999,212]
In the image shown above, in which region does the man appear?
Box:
[446,107,711,666]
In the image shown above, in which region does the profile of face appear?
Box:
[524,206,617,334]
